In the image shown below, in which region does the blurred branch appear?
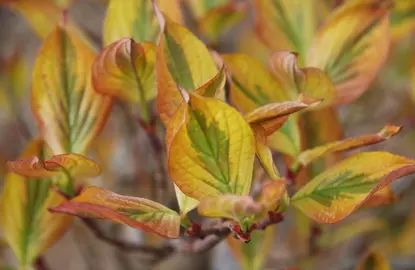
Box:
[81,219,174,257]
[35,256,49,270]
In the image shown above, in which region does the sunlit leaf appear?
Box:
[50,186,181,238]
[198,2,248,44]
[198,195,263,225]
[294,124,402,168]
[7,153,101,180]
[227,226,276,270]
[306,1,390,104]
[103,0,183,46]
[292,152,415,223]
[194,64,226,100]
[253,0,327,56]
[168,92,255,199]
[269,51,337,107]
[0,139,72,267]
[156,14,218,123]
[92,38,156,121]
[361,185,397,208]
[355,250,391,270]
[31,26,112,155]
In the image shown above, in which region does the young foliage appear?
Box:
[50,186,181,238]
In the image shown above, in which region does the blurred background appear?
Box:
[1,0,415,269]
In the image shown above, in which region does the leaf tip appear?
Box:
[378,124,402,139]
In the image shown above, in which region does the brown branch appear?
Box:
[182,213,284,253]
[35,256,50,270]
[82,219,174,258]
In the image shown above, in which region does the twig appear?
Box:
[182,213,284,253]
[34,256,49,270]
[81,218,174,258]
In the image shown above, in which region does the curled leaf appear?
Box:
[7,153,101,180]
[31,26,112,155]
[256,180,287,212]
[269,51,336,107]
[292,152,415,223]
[294,124,402,168]
[92,39,156,121]
[245,94,322,136]
[50,186,181,238]
[168,92,255,199]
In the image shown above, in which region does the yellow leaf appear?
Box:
[156,15,218,123]
[292,152,415,223]
[227,226,276,270]
[355,250,391,270]
[306,1,390,105]
[184,0,227,18]
[103,0,183,46]
[168,92,256,199]
[294,124,402,168]
[256,180,287,213]
[31,26,112,155]
[0,139,72,266]
[390,0,415,41]
[50,186,180,238]
[198,195,263,224]
[7,153,101,180]
[92,39,156,121]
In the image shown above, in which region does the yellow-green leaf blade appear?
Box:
[0,139,72,266]
[156,16,218,123]
[31,26,112,155]
[292,152,415,223]
[306,1,390,105]
[50,186,181,238]
[355,250,391,270]
[168,93,256,199]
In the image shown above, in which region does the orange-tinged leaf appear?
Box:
[168,92,256,199]
[306,1,390,105]
[156,15,218,123]
[7,153,101,180]
[198,2,248,44]
[294,124,402,168]
[31,26,112,155]
[50,186,181,238]
[266,118,301,157]
[194,64,226,100]
[256,180,287,212]
[103,0,183,46]
[227,226,276,270]
[292,152,415,223]
[269,51,337,107]
[92,39,156,121]
[245,94,322,136]
[0,139,72,266]
[355,250,391,270]
[198,195,263,224]
[251,124,280,180]
[361,185,397,208]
